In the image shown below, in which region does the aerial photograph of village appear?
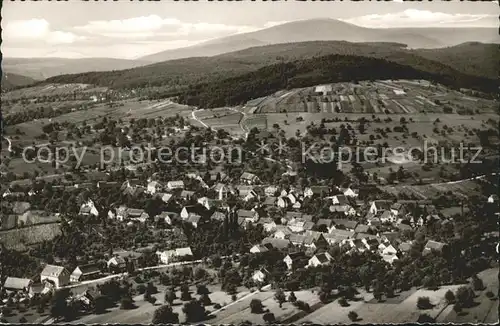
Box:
[0,0,498,324]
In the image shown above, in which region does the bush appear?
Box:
[485,291,494,298]
[120,296,135,310]
[453,303,462,313]
[296,300,310,312]
[288,291,297,303]
[445,290,456,304]
[213,303,222,309]
[456,286,475,308]
[338,298,349,307]
[417,313,435,323]
[471,275,485,291]
[232,294,237,302]
[136,284,146,294]
[196,284,209,295]
[417,297,432,310]
[250,299,263,314]
[263,312,276,324]
[348,311,358,322]
[134,276,144,283]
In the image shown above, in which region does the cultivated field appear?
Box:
[248,80,498,115]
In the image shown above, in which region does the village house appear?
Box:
[249,244,269,254]
[382,254,399,265]
[252,268,270,284]
[369,200,392,215]
[307,252,333,268]
[239,172,260,185]
[121,179,141,191]
[283,252,306,270]
[146,181,163,194]
[40,265,70,288]
[422,240,447,256]
[399,241,413,253]
[180,205,204,220]
[341,187,359,198]
[331,194,349,205]
[331,219,358,232]
[166,180,185,190]
[323,229,354,245]
[262,196,277,207]
[277,196,292,209]
[329,204,356,216]
[379,210,397,223]
[157,247,194,264]
[262,237,291,250]
[237,209,259,223]
[107,256,127,272]
[197,197,219,210]
[79,199,99,217]
[487,194,498,203]
[390,202,407,216]
[315,219,333,232]
[264,186,279,197]
[273,226,293,239]
[180,190,195,200]
[186,214,202,228]
[210,210,226,221]
[70,264,101,283]
[156,193,173,204]
[258,217,277,232]
[213,183,234,200]
[156,211,179,225]
[97,181,118,189]
[304,186,329,198]
[3,277,33,293]
[127,208,150,223]
[235,185,259,202]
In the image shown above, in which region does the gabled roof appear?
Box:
[41,265,67,278]
[74,263,101,275]
[176,247,193,256]
[316,219,333,228]
[211,211,226,221]
[237,209,256,218]
[263,196,277,206]
[3,277,32,290]
[424,240,446,251]
[262,237,291,249]
[332,219,358,230]
[314,252,331,263]
[333,195,348,205]
[285,251,306,261]
[240,172,258,180]
[187,214,202,224]
[371,200,392,210]
[167,180,185,187]
[354,224,370,233]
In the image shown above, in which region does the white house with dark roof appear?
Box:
[240,172,260,185]
[166,180,185,190]
[79,199,99,217]
[147,181,163,194]
[307,252,333,268]
[40,265,70,288]
[70,264,101,283]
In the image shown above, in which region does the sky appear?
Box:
[1,0,497,59]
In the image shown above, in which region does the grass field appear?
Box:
[297,267,499,324]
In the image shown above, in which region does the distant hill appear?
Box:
[44,41,498,90]
[1,72,38,91]
[141,18,498,62]
[415,42,499,79]
[2,57,152,80]
[174,54,498,109]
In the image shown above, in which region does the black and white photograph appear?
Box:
[0,0,498,324]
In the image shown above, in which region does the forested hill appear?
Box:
[174,54,499,109]
[42,41,498,90]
